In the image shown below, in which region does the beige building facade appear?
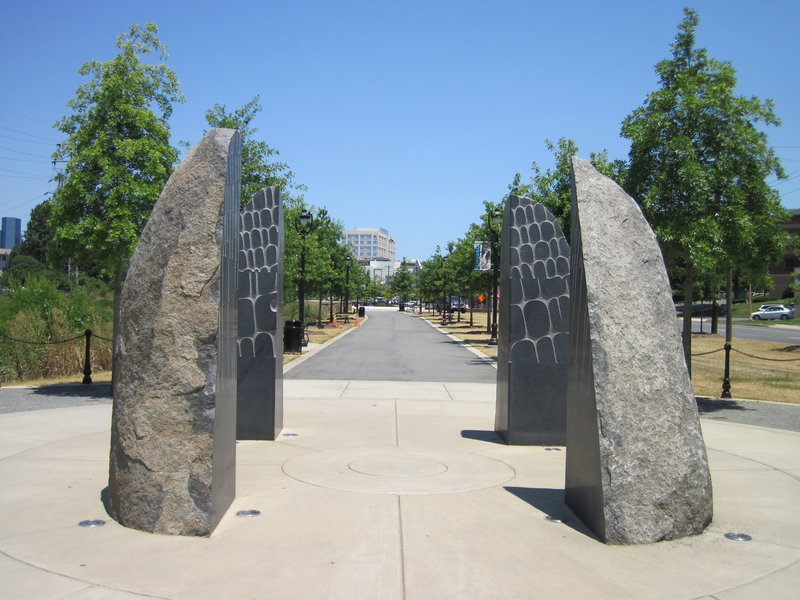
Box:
[345,227,396,263]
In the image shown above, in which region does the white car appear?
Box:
[751,305,795,320]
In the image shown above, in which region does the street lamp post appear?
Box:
[487,210,501,346]
[298,210,312,346]
[345,255,352,317]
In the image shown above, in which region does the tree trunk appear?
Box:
[469,297,474,328]
[711,299,718,334]
[682,262,694,376]
[725,269,733,344]
[485,292,491,334]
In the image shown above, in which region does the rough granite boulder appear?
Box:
[565,156,713,544]
[108,128,241,536]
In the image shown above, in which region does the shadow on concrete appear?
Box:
[504,486,599,541]
[31,383,112,398]
[461,429,505,444]
[695,396,750,414]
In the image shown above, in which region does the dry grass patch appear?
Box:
[690,334,799,404]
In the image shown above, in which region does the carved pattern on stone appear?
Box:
[505,197,570,365]
[496,195,570,445]
[236,187,283,440]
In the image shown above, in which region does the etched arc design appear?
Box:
[496,195,570,445]
[238,188,282,359]
[237,187,284,440]
[506,197,570,364]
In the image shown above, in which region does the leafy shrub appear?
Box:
[0,274,113,383]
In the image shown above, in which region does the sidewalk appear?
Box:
[1,379,799,599]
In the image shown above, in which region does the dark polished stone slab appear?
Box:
[237,187,284,440]
[495,195,570,445]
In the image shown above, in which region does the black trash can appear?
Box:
[399,302,405,312]
[283,320,303,353]
[358,306,366,318]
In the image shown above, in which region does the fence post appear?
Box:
[82,329,92,385]
[720,342,732,398]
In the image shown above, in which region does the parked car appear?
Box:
[450,300,467,313]
[758,304,788,311]
[751,305,795,320]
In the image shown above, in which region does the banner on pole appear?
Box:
[474,241,491,271]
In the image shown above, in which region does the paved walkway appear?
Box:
[1,307,798,599]
[286,308,496,382]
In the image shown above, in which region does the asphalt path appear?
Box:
[285,308,497,382]
[690,318,800,344]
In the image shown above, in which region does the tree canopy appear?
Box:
[390,260,415,302]
[621,7,789,368]
[49,23,184,283]
[202,95,304,203]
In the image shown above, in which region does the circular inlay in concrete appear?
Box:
[349,456,448,478]
[282,447,515,495]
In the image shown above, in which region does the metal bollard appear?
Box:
[82,329,93,384]
[720,342,731,398]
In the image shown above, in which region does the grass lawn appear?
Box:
[418,309,799,405]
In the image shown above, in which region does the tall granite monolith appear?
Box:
[495,195,570,445]
[565,156,712,544]
[237,187,284,440]
[108,128,241,536]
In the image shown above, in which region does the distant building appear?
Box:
[345,227,396,263]
[364,258,421,285]
[769,208,800,299]
[0,217,22,249]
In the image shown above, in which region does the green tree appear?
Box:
[621,7,789,371]
[282,203,353,322]
[2,255,46,286]
[364,279,384,304]
[49,22,184,293]
[390,259,415,302]
[417,248,445,310]
[15,201,52,265]
[202,95,304,203]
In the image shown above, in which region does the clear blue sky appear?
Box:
[2,0,798,261]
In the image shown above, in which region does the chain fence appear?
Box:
[0,329,111,384]
[692,344,800,362]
